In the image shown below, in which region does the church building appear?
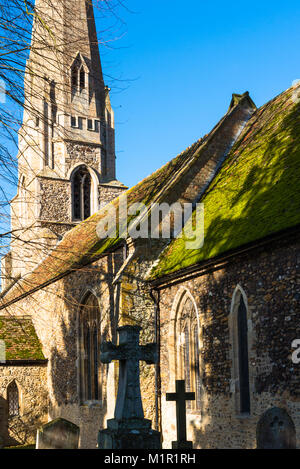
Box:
[0,0,299,449]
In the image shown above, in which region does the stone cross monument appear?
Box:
[98,325,161,449]
[166,380,195,449]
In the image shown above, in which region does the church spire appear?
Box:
[26,0,107,123]
[5,0,124,282]
[19,0,116,184]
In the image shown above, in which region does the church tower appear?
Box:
[1,0,126,288]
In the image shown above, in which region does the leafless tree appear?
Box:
[0,0,127,288]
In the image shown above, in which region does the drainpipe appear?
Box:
[150,288,161,435]
[112,240,136,286]
[112,243,162,435]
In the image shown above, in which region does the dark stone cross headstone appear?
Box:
[256,407,296,449]
[98,325,161,449]
[166,380,195,449]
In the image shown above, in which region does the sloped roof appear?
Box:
[0,316,45,361]
[0,137,204,308]
[1,85,298,306]
[150,85,300,279]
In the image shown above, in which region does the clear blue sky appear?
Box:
[1,0,299,260]
[97,0,300,188]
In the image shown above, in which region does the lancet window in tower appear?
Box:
[80,67,85,92]
[7,381,19,417]
[79,293,101,403]
[43,100,49,166]
[71,54,87,98]
[176,295,201,410]
[50,80,57,125]
[71,64,79,94]
[72,166,91,221]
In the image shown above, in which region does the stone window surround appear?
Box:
[70,53,89,97]
[229,284,254,419]
[76,288,104,408]
[168,287,204,417]
[72,165,92,221]
[4,379,24,417]
[69,163,99,220]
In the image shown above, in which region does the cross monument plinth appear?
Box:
[98,325,161,449]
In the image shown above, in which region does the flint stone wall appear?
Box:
[0,364,48,446]
[158,235,300,448]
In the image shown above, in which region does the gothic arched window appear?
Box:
[176,294,201,410]
[7,381,19,417]
[237,295,250,414]
[71,54,87,98]
[79,293,101,403]
[72,166,91,221]
[230,286,251,415]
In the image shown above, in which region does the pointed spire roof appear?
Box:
[25,0,105,121]
[31,0,103,76]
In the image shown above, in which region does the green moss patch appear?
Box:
[0,317,45,360]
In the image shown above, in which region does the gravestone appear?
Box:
[166,380,195,449]
[256,407,296,449]
[36,417,80,449]
[98,325,161,449]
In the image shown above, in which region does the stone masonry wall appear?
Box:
[1,233,298,448]
[0,364,48,447]
[98,184,127,208]
[157,235,300,448]
[65,142,101,176]
[39,178,71,222]
[2,249,124,448]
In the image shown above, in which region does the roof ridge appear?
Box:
[4,87,293,308]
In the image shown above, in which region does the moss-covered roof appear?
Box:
[0,317,45,360]
[150,85,300,279]
[1,85,299,304]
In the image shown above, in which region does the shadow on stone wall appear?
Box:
[46,253,123,447]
